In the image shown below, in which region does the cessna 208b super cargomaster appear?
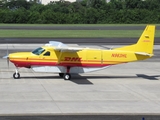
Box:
[8,25,155,80]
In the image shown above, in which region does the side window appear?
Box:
[43,51,50,56]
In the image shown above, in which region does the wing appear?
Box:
[45,41,88,52]
[45,41,68,47]
[54,47,86,52]
[45,41,88,64]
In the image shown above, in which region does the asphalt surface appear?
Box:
[0,25,160,30]
[0,25,148,30]
[0,44,160,120]
[0,115,159,120]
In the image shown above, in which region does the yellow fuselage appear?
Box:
[9,46,150,68]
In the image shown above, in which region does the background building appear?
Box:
[1,0,111,5]
[28,0,76,5]
[29,0,111,5]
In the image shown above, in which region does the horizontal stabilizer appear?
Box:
[135,52,153,56]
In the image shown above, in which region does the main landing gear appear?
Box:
[63,73,71,80]
[13,69,20,79]
[59,66,71,80]
[59,73,71,80]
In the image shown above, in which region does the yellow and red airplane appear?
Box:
[7,25,155,80]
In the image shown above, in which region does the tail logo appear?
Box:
[143,40,150,42]
[64,57,82,61]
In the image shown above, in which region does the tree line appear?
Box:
[0,0,160,24]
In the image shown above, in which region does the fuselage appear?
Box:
[9,46,150,69]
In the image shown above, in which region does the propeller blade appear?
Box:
[3,55,8,58]
[2,44,9,68]
[2,55,9,68]
[7,43,8,56]
[7,57,9,68]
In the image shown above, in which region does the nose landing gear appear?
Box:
[13,69,20,79]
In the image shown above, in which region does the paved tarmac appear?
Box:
[0,25,147,30]
[1,25,160,30]
[0,44,160,120]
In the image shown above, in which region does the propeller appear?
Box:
[2,44,9,68]
[7,56,9,68]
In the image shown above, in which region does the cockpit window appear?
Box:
[32,47,45,55]
[43,51,50,56]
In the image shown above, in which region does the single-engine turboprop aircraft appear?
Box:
[7,25,155,80]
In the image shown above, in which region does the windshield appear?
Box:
[32,47,45,55]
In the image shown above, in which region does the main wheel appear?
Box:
[13,72,20,79]
[63,73,71,80]
[59,73,64,78]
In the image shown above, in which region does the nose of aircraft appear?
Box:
[8,52,32,67]
[9,52,32,60]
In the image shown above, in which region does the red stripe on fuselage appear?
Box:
[10,60,113,67]
[10,58,126,68]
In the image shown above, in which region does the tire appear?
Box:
[13,72,20,79]
[63,73,71,80]
[59,73,64,78]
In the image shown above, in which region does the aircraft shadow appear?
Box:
[21,76,60,79]
[20,74,160,85]
[78,74,160,81]
[136,74,160,80]
[21,74,93,85]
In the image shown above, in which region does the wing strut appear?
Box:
[57,51,63,64]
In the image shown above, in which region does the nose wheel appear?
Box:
[13,68,20,79]
[13,72,20,79]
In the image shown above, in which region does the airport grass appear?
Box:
[0,24,159,38]
[0,30,160,38]
[0,30,141,38]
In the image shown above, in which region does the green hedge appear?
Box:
[0,0,160,24]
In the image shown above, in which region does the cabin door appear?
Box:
[87,50,102,66]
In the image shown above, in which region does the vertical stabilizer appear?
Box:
[114,25,155,55]
[135,25,155,54]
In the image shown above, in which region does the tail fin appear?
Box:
[135,25,155,54]
[114,25,155,55]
